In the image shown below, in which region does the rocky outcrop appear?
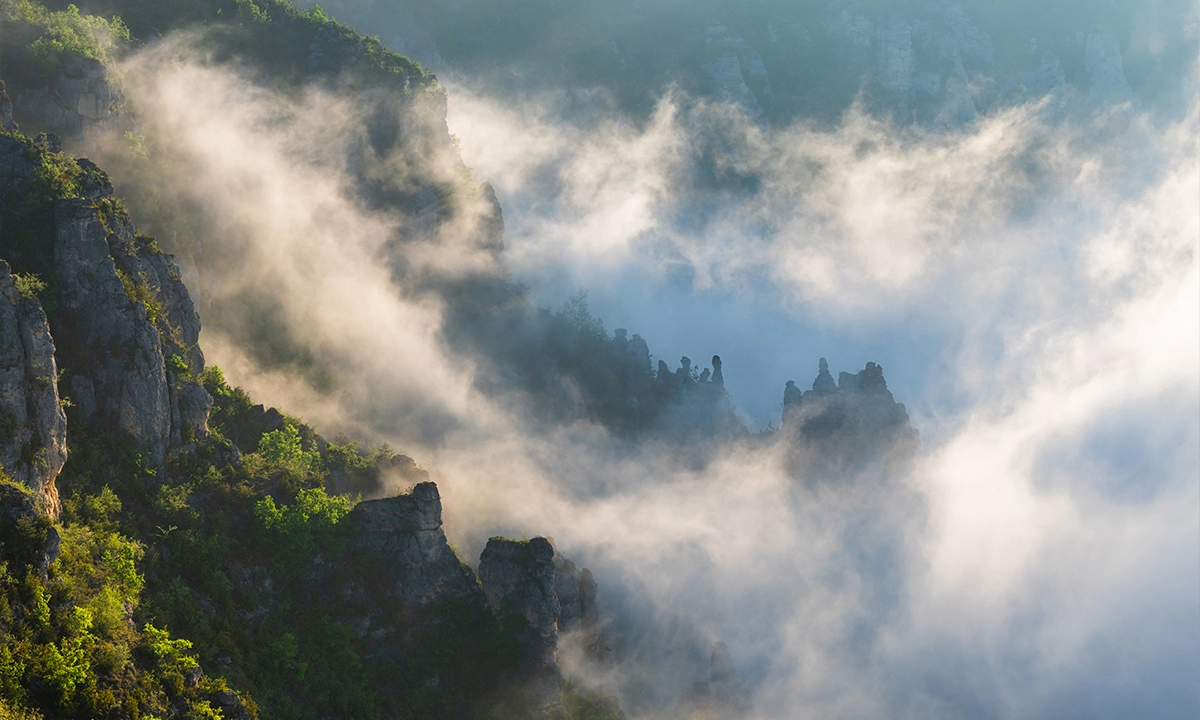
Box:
[1083,32,1139,113]
[0,479,59,575]
[346,482,482,612]
[478,536,585,714]
[782,358,918,478]
[479,537,560,671]
[0,261,67,515]
[11,58,131,137]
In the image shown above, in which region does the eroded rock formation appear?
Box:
[347,481,482,613]
[0,80,16,133]
[782,358,918,478]
[0,261,67,515]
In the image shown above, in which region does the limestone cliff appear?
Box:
[10,57,131,138]
[480,537,561,676]
[0,260,67,515]
[0,128,211,465]
[0,80,15,133]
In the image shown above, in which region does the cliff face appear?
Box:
[10,57,132,138]
[0,260,67,514]
[1,74,212,466]
[312,0,1167,126]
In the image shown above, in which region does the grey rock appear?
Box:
[1084,33,1139,112]
[782,359,918,479]
[347,482,481,612]
[812,357,836,394]
[480,536,560,669]
[0,261,67,515]
[552,553,583,632]
[477,181,505,253]
[480,536,563,713]
[53,199,171,463]
[702,52,764,117]
[210,690,252,720]
[50,188,210,465]
[674,641,752,718]
[12,58,131,137]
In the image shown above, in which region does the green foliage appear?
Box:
[255,487,348,557]
[10,274,45,300]
[253,425,320,477]
[141,622,198,671]
[0,0,130,78]
[114,268,162,325]
[166,353,192,381]
[0,696,43,719]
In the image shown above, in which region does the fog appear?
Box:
[79,6,1200,718]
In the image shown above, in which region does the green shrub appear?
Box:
[11,274,45,300]
[1,1,130,75]
[255,487,349,558]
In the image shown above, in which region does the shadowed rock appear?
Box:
[347,481,481,612]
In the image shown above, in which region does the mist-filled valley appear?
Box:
[0,1,1196,719]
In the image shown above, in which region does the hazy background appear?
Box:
[77,1,1200,718]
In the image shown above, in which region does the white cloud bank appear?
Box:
[89,32,1200,719]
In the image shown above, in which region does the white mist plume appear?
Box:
[82,30,1200,720]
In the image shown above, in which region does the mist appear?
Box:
[71,7,1200,719]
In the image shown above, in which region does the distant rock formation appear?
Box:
[782,358,918,478]
[480,536,561,672]
[674,641,752,719]
[0,261,67,515]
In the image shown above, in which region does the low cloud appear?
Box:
[75,30,1200,720]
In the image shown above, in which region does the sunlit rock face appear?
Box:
[782,358,919,479]
[52,192,211,461]
[0,129,210,466]
[0,260,67,516]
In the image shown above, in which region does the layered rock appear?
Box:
[0,261,67,514]
[346,481,482,612]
